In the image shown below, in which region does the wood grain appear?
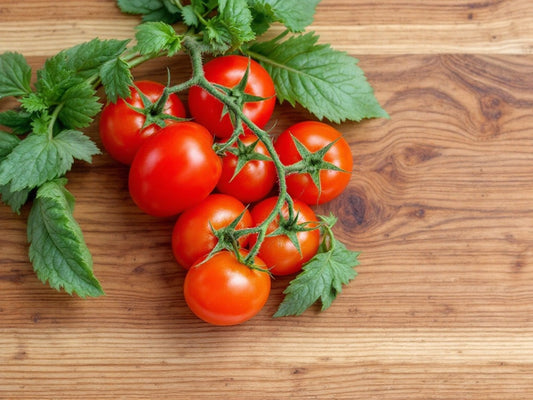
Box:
[1,1,533,399]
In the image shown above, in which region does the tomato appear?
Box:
[99,80,186,165]
[172,194,253,269]
[274,121,353,205]
[128,122,221,217]
[216,133,276,203]
[249,196,320,276]
[188,55,276,138]
[184,250,271,326]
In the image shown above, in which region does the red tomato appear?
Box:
[128,122,221,217]
[99,80,186,165]
[172,194,253,269]
[249,196,320,276]
[216,133,276,203]
[184,250,271,326]
[274,121,353,205]
[188,55,276,138]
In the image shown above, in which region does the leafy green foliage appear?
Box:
[248,0,321,33]
[274,225,359,317]
[0,52,32,99]
[117,0,181,24]
[0,130,99,193]
[0,110,33,134]
[134,22,182,56]
[100,57,133,103]
[28,179,104,297]
[249,32,388,123]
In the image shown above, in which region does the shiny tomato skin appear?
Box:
[184,250,271,326]
[216,133,276,203]
[249,196,320,276]
[274,121,353,205]
[172,194,253,270]
[99,80,186,165]
[188,55,276,138]
[128,122,221,217]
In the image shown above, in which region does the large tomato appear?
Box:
[172,194,253,269]
[99,80,186,165]
[128,122,221,217]
[216,133,276,203]
[184,250,271,326]
[249,196,320,276]
[188,55,276,138]
[274,121,353,205]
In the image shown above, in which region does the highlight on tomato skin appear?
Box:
[274,121,354,205]
[99,80,186,165]
[171,193,253,270]
[128,121,222,218]
[188,55,276,138]
[183,250,271,326]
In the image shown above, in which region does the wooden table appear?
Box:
[1,1,533,398]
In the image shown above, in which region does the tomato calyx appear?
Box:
[215,136,272,181]
[284,134,349,195]
[125,83,188,130]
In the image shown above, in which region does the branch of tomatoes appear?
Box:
[101,34,362,323]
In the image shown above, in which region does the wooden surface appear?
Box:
[1,1,533,399]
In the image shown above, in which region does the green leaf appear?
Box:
[249,0,320,32]
[181,5,199,27]
[0,130,21,160]
[58,81,102,129]
[134,22,182,56]
[62,38,130,79]
[248,32,388,123]
[20,93,49,113]
[0,52,32,98]
[0,184,31,214]
[218,0,255,46]
[274,237,359,317]
[0,130,100,192]
[117,0,181,23]
[0,110,33,134]
[100,57,133,103]
[35,52,83,106]
[27,179,104,297]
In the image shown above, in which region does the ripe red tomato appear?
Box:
[128,122,221,217]
[274,121,353,205]
[216,133,276,203]
[249,196,320,276]
[188,55,276,138]
[99,80,186,165]
[184,250,271,326]
[172,194,253,270]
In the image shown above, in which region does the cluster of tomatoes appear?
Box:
[99,55,353,325]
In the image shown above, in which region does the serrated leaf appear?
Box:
[249,0,320,32]
[117,0,181,23]
[58,81,102,129]
[274,238,359,317]
[134,22,182,56]
[0,130,100,192]
[249,32,388,123]
[27,179,104,297]
[0,110,33,135]
[219,0,255,46]
[62,38,130,79]
[0,130,21,160]
[20,93,49,113]
[0,52,32,98]
[181,5,199,27]
[0,184,31,214]
[100,57,133,103]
